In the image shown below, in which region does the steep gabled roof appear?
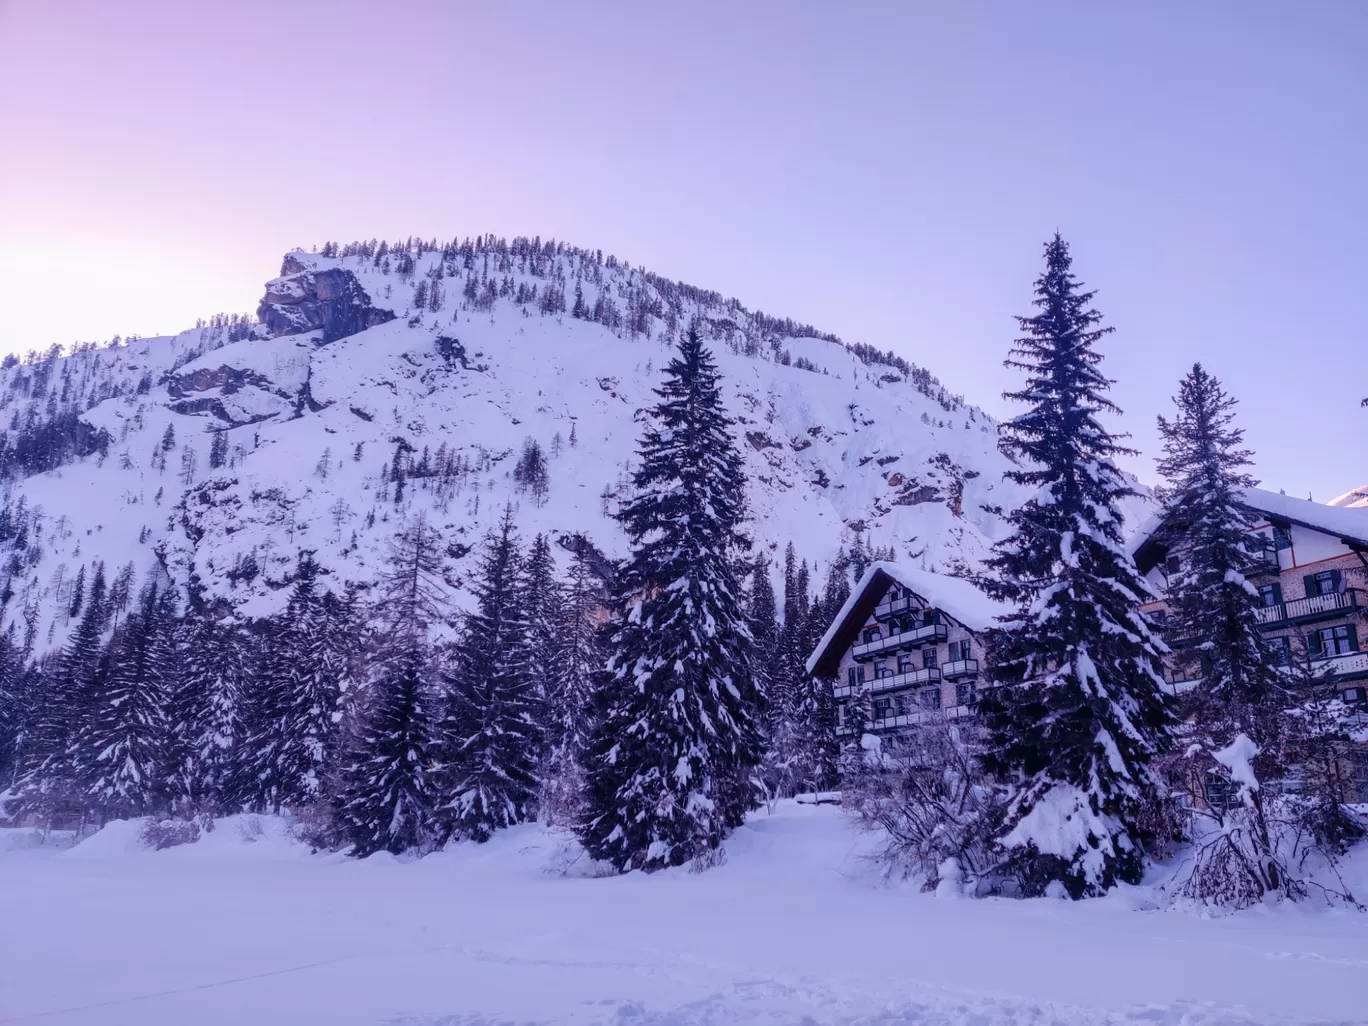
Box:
[805,562,1010,677]
[1128,487,1368,572]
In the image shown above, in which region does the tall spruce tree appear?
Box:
[521,532,560,706]
[1155,364,1278,716]
[1156,366,1308,902]
[578,324,763,871]
[979,235,1174,897]
[243,554,343,812]
[337,516,444,856]
[76,582,176,820]
[438,507,541,841]
[540,547,603,823]
[167,613,247,815]
[12,564,108,817]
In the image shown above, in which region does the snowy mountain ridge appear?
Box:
[0,235,1133,652]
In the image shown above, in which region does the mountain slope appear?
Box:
[0,237,1051,650]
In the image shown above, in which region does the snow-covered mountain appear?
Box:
[0,236,1078,651]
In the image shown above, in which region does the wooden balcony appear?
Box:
[1254,589,1361,628]
[871,703,973,732]
[868,666,941,695]
[941,658,979,680]
[852,622,947,660]
[873,594,932,621]
[1310,650,1368,680]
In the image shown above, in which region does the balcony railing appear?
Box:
[941,658,979,680]
[868,666,941,695]
[871,704,973,732]
[873,594,931,621]
[1254,589,1360,628]
[1310,650,1368,679]
[852,622,948,660]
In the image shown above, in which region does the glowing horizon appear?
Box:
[1,0,1363,501]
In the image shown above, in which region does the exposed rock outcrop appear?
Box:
[257,267,395,343]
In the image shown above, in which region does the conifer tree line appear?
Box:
[0,324,849,868]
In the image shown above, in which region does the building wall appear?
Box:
[1141,520,1368,692]
[831,587,987,736]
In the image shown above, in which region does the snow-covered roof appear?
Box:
[805,562,1011,677]
[1127,487,1368,560]
[1329,484,1368,509]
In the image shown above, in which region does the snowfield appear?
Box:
[3,803,1365,1026]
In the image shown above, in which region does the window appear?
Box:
[1267,636,1292,666]
[873,698,893,721]
[1164,555,1181,576]
[1311,625,1358,658]
[897,656,914,674]
[893,695,909,716]
[920,686,941,710]
[874,661,894,679]
[1272,525,1292,551]
[955,682,976,706]
[862,627,880,644]
[1307,571,1342,598]
[1258,583,1283,607]
[846,666,864,688]
[923,647,938,669]
[948,639,972,662]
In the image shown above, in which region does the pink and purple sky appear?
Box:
[0,0,1363,500]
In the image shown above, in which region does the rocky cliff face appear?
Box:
[257,262,395,343]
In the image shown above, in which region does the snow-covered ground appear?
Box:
[3,803,1365,1026]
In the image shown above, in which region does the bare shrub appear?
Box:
[843,719,1004,892]
[1166,733,1363,910]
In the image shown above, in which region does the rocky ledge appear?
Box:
[257,260,395,343]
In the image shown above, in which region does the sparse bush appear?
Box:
[140,817,201,850]
[843,719,1004,892]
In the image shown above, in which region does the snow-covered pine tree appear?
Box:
[0,627,31,791]
[539,546,603,824]
[749,557,779,704]
[750,556,791,796]
[1155,363,1280,717]
[979,235,1174,897]
[438,507,541,842]
[336,515,444,856]
[10,565,108,818]
[578,324,763,871]
[76,582,175,820]
[167,612,247,815]
[242,554,343,812]
[521,532,559,705]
